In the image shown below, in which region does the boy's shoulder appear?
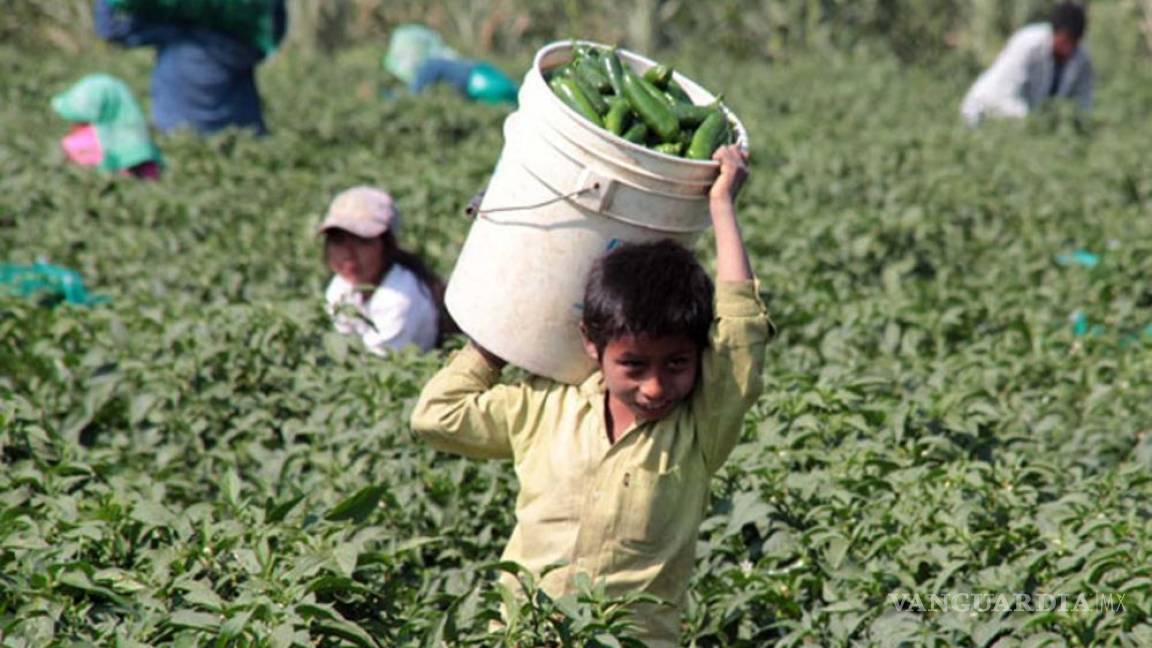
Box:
[521,370,598,398]
[498,369,604,415]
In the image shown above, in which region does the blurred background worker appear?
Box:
[52,73,163,179]
[961,2,1093,126]
[384,23,519,105]
[410,58,519,105]
[94,0,287,135]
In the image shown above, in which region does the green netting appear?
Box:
[0,262,108,307]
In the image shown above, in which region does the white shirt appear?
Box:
[961,23,1094,126]
[324,264,439,354]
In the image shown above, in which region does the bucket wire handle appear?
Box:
[464,184,601,219]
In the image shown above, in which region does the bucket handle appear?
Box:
[466,182,602,219]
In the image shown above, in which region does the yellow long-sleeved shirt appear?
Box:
[410,280,774,645]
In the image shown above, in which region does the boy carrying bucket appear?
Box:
[410,145,773,645]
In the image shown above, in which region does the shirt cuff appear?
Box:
[715,280,768,318]
[452,344,503,386]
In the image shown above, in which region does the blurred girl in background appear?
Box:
[318,187,451,354]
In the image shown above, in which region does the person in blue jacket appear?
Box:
[410,58,519,106]
[93,0,287,135]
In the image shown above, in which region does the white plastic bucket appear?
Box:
[445,40,749,384]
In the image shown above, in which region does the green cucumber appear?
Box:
[605,98,632,135]
[664,78,693,104]
[621,68,679,141]
[685,108,730,160]
[621,122,648,144]
[643,64,673,89]
[602,50,627,97]
[678,127,694,149]
[574,59,612,93]
[550,77,604,127]
[654,142,683,156]
[673,103,716,127]
[570,73,608,115]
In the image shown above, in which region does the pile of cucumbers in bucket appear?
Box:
[546,44,735,160]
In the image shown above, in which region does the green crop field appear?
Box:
[3,14,1152,647]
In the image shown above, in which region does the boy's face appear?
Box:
[586,333,700,422]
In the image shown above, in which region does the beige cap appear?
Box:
[317,186,400,238]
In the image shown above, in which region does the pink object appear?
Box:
[61,124,103,166]
[124,160,162,180]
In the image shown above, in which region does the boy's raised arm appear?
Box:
[693,144,774,472]
[709,145,753,283]
[410,341,526,460]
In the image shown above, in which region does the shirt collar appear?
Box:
[578,370,605,400]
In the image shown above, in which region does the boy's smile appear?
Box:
[587,333,701,435]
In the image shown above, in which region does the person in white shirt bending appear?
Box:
[318,187,450,354]
[961,2,1093,127]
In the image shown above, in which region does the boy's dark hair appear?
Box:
[581,239,714,355]
[1051,2,1087,40]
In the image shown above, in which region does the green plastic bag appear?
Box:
[52,73,163,173]
[107,0,281,55]
[0,262,108,307]
[383,24,459,84]
[466,62,518,105]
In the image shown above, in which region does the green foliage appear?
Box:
[8,0,1152,64]
[4,23,1152,648]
